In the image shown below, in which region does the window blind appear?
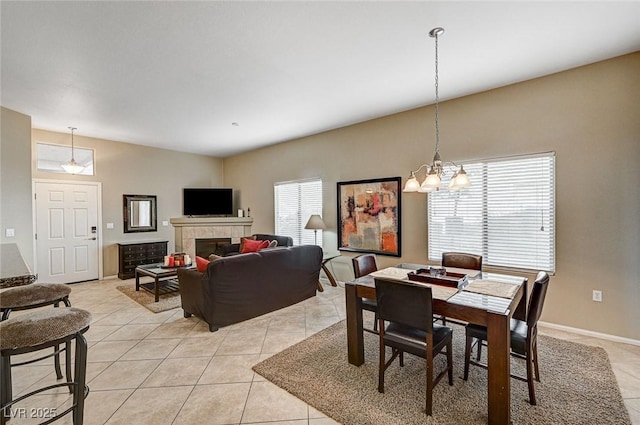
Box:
[274,178,323,246]
[428,153,555,272]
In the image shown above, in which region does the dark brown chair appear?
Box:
[442,252,483,271]
[463,271,550,405]
[375,277,453,416]
[352,254,379,333]
[439,252,483,325]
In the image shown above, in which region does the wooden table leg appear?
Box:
[154,276,160,302]
[317,280,324,292]
[345,282,364,366]
[321,260,338,287]
[135,270,140,291]
[487,311,511,425]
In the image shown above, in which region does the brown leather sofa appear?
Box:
[221,233,294,256]
[177,245,322,332]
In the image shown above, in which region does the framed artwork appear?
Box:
[337,177,401,257]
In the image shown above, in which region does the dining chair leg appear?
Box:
[426,349,434,416]
[399,351,404,367]
[463,334,472,381]
[533,338,540,381]
[476,338,482,361]
[446,340,454,385]
[378,321,385,393]
[526,345,537,405]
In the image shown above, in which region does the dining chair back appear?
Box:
[463,271,550,405]
[439,252,483,325]
[352,254,378,278]
[374,277,453,416]
[352,254,379,333]
[442,252,483,270]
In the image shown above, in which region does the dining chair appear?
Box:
[463,271,550,405]
[374,277,454,416]
[442,252,483,271]
[439,252,483,325]
[352,254,379,333]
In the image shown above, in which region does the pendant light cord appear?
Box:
[433,30,440,156]
[68,126,77,161]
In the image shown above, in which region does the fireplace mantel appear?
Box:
[170,217,253,258]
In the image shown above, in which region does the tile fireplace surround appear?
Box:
[169,217,253,259]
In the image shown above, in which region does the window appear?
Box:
[36,142,95,175]
[275,178,323,246]
[428,153,555,272]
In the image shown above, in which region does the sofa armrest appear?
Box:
[177,268,210,325]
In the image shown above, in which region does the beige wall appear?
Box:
[32,129,224,277]
[224,52,640,340]
[1,107,34,268]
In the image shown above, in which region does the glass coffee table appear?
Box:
[135,263,193,302]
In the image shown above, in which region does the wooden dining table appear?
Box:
[345,263,527,425]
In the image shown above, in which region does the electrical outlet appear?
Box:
[592,290,602,302]
[162,221,169,227]
[5,228,15,237]
[106,223,114,229]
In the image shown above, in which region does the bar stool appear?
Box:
[0,308,91,425]
[0,283,72,382]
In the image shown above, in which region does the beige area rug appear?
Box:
[253,320,631,425]
[116,284,181,313]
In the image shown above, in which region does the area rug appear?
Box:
[116,284,181,313]
[253,320,631,425]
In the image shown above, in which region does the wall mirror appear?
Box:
[123,194,157,233]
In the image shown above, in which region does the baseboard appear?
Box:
[539,321,640,347]
[102,274,118,281]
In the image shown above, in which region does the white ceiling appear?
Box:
[2,1,640,158]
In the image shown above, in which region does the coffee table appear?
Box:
[135,263,193,302]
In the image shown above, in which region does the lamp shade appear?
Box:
[304,214,326,230]
[62,159,84,174]
[403,176,420,192]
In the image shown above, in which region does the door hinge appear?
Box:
[35,233,37,240]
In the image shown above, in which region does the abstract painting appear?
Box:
[337,177,401,257]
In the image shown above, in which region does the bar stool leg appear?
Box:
[72,333,88,425]
[1,355,11,424]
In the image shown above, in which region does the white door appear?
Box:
[35,181,99,283]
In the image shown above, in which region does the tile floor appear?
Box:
[4,278,640,424]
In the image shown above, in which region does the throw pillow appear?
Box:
[208,254,223,262]
[240,238,270,253]
[195,256,209,273]
[239,235,257,253]
[268,240,278,248]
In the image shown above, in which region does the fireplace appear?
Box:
[170,216,253,260]
[196,238,232,258]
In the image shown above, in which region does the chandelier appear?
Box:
[61,126,85,174]
[403,27,470,193]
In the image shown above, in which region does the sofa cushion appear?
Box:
[240,238,270,253]
[195,256,209,272]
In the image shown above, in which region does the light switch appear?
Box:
[106,223,114,229]
[5,228,15,237]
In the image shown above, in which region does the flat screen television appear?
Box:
[183,188,233,216]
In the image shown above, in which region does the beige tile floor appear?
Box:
[4,278,640,424]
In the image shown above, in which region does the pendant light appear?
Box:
[403,27,471,193]
[61,127,84,174]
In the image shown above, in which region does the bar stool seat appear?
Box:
[1,283,73,383]
[1,307,91,425]
[0,283,71,320]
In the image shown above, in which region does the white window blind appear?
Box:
[36,142,95,175]
[428,153,555,272]
[274,178,323,246]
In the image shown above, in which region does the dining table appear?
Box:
[345,263,528,425]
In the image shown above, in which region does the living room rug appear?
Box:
[116,284,181,313]
[253,320,631,425]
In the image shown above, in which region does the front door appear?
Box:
[35,181,100,283]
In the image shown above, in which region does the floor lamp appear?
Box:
[304,215,326,245]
